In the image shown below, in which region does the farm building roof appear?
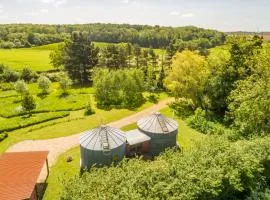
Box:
[80,125,126,151]
[125,129,151,145]
[0,151,49,200]
[137,112,178,134]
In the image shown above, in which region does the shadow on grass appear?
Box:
[37,93,49,99]
[96,98,146,111]
[58,93,70,98]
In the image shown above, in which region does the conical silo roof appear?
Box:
[80,125,126,151]
[137,112,178,134]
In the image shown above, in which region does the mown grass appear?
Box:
[43,107,203,200]
[0,91,168,153]
[0,83,94,118]
[0,42,165,72]
[0,111,69,133]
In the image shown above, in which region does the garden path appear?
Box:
[7,98,173,181]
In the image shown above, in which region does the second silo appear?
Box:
[80,125,126,169]
[137,112,178,156]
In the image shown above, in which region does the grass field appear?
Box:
[0,42,166,72]
[43,107,203,200]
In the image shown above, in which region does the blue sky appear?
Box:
[0,0,269,31]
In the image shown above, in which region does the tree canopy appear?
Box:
[0,24,225,51]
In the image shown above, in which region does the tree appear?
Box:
[14,80,28,100]
[126,43,133,67]
[204,36,263,116]
[22,92,36,116]
[50,31,99,84]
[165,50,209,106]
[93,69,144,108]
[227,44,270,137]
[133,44,141,68]
[157,66,165,89]
[37,75,51,94]
[58,72,72,94]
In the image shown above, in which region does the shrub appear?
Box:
[147,94,158,104]
[14,80,28,99]
[169,98,196,118]
[187,108,229,135]
[20,68,38,82]
[1,68,20,82]
[61,136,270,200]
[58,72,72,94]
[21,92,36,116]
[84,101,95,116]
[37,75,51,94]
[0,111,69,133]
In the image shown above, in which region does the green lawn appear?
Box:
[0,83,94,118]
[0,91,168,153]
[43,107,203,200]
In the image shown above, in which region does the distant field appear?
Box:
[0,46,54,71]
[0,42,165,72]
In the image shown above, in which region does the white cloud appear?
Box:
[25,9,49,16]
[181,13,194,18]
[54,0,68,8]
[40,0,67,8]
[169,11,180,16]
[40,0,56,3]
[40,9,49,13]
[122,0,129,3]
[0,10,2,14]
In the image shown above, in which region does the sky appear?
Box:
[0,0,269,32]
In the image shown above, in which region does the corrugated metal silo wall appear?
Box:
[80,143,126,169]
[140,129,178,156]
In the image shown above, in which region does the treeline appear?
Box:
[51,32,166,91]
[0,23,225,51]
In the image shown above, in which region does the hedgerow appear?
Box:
[0,111,69,133]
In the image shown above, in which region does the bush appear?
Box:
[84,101,95,116]
[58,72,72,94]
[37,75,51,94]
[20,68,38,82]
[61,136,270,200]
[14,80,28,99]
[187,108,228,135]
[1,69,20,82]
[147,94,158,104]
[22,92,36,115]
[0,41,15,49]
[169,98,196,118]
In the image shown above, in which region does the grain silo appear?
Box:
[137,112,178,156]
[80,125,126,169]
